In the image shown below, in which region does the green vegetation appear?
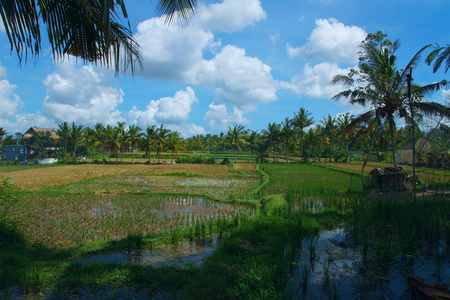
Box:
[1,160,448,298]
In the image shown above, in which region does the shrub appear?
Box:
[221,158,230,165]
[175,154,216,164]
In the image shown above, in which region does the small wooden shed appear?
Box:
[370,167,408,190]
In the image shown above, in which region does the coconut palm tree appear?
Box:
[246,131,259,163]
[70,122,85,159]
[264,122,281,163]
[0,127,7,142]
[1,0,197,74]
[89,123,107,162]
[227,124,246,163]
[426,44,450,73]
[320,115,337,162]
[166,131,182,164]
[332,32,449,167]
[291,108,314,162]
[281,118,294,163]
[126,124,142,164]
[155,124,171,164]
[105,124,121,163]
[142,125,156,164]
[57,121,70,156]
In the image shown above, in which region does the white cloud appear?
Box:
[195,0,266,32]
[0,79,22,120]
[205,103,249,130]
[288,62,352,99]
[195,45,278,112]
[287,18,367,63]
[128,87,204,137]
[42,63,125,126]
[134,18,215,80]
[269,32,280,46]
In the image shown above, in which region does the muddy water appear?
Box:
[287,229,450,299]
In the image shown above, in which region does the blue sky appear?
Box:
[0,0,449,137]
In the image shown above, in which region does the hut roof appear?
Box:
[23,127,58,139]
[369,167,408,176]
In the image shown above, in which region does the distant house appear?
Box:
[396,138,432,165]
[23,127,58,141]
[1,145,29,163]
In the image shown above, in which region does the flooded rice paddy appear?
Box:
[287,228,450,299]
[16,193,255,247]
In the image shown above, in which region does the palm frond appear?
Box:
[426,44,450,73]
[156,0,197,26]
[415,101,450,119]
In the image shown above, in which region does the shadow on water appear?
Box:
[287,229,450,299]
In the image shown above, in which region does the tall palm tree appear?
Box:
[70,122,85,159]
[281,118,293,163]
[1,0,197,74]
[291,108,314,162]
[227,125,246,163]
[57,121,71,156]
[264,122,281,163]
[426,44,450,73]
[90,123,107,162]
[336,113,353,162]
[166,132,182,164]
[320,115,337,162]
[246,131,259,163]
[126,124,142,165]
[332,32,449,167]
[155,124,171,164]
[105,124,121,163]
[0,127,7,142]
[116,122,127,163]
[142,125,156,164]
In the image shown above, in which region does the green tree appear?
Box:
[106,124,121,163]
[264,122,281,163]
[57,121,71,156]
[155,124,171,164]
[89,123,107,162]
[291,108,314,162]
[126,124,142,164]
[0,128,6,142]
[227,124,246,163]
[142,125,156,164]
[246,131,259,163]
[332,32,449,167]
[281,117,293,163]
[70,122,85,159]
[166,132,182,164]
[1,0,197,74]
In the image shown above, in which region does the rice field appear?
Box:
[12,193,255,247]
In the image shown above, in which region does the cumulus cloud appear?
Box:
[287,18,367,63]
[127,87,205,137]
[205,103,249,130]
[0,80,22,120]
[195,45,278,112]
[195,0,266,32]
[42,63,125,126]
[134,18,215,80]
[287,62,352,99]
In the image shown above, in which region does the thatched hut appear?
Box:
[370,167,408,190]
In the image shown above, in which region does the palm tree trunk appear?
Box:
[131,148,134,165]
[234,146,237,163]
[389,118,398,168]
[300,130,304,162]
[171,150,174,164]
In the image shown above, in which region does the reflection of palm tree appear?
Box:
[291,108,314,162]
[227,125,246,163]
[2,0,196,74]
[333,32,449,167]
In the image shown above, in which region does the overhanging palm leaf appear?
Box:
[1,0,196,74]
[426,44,450,73]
